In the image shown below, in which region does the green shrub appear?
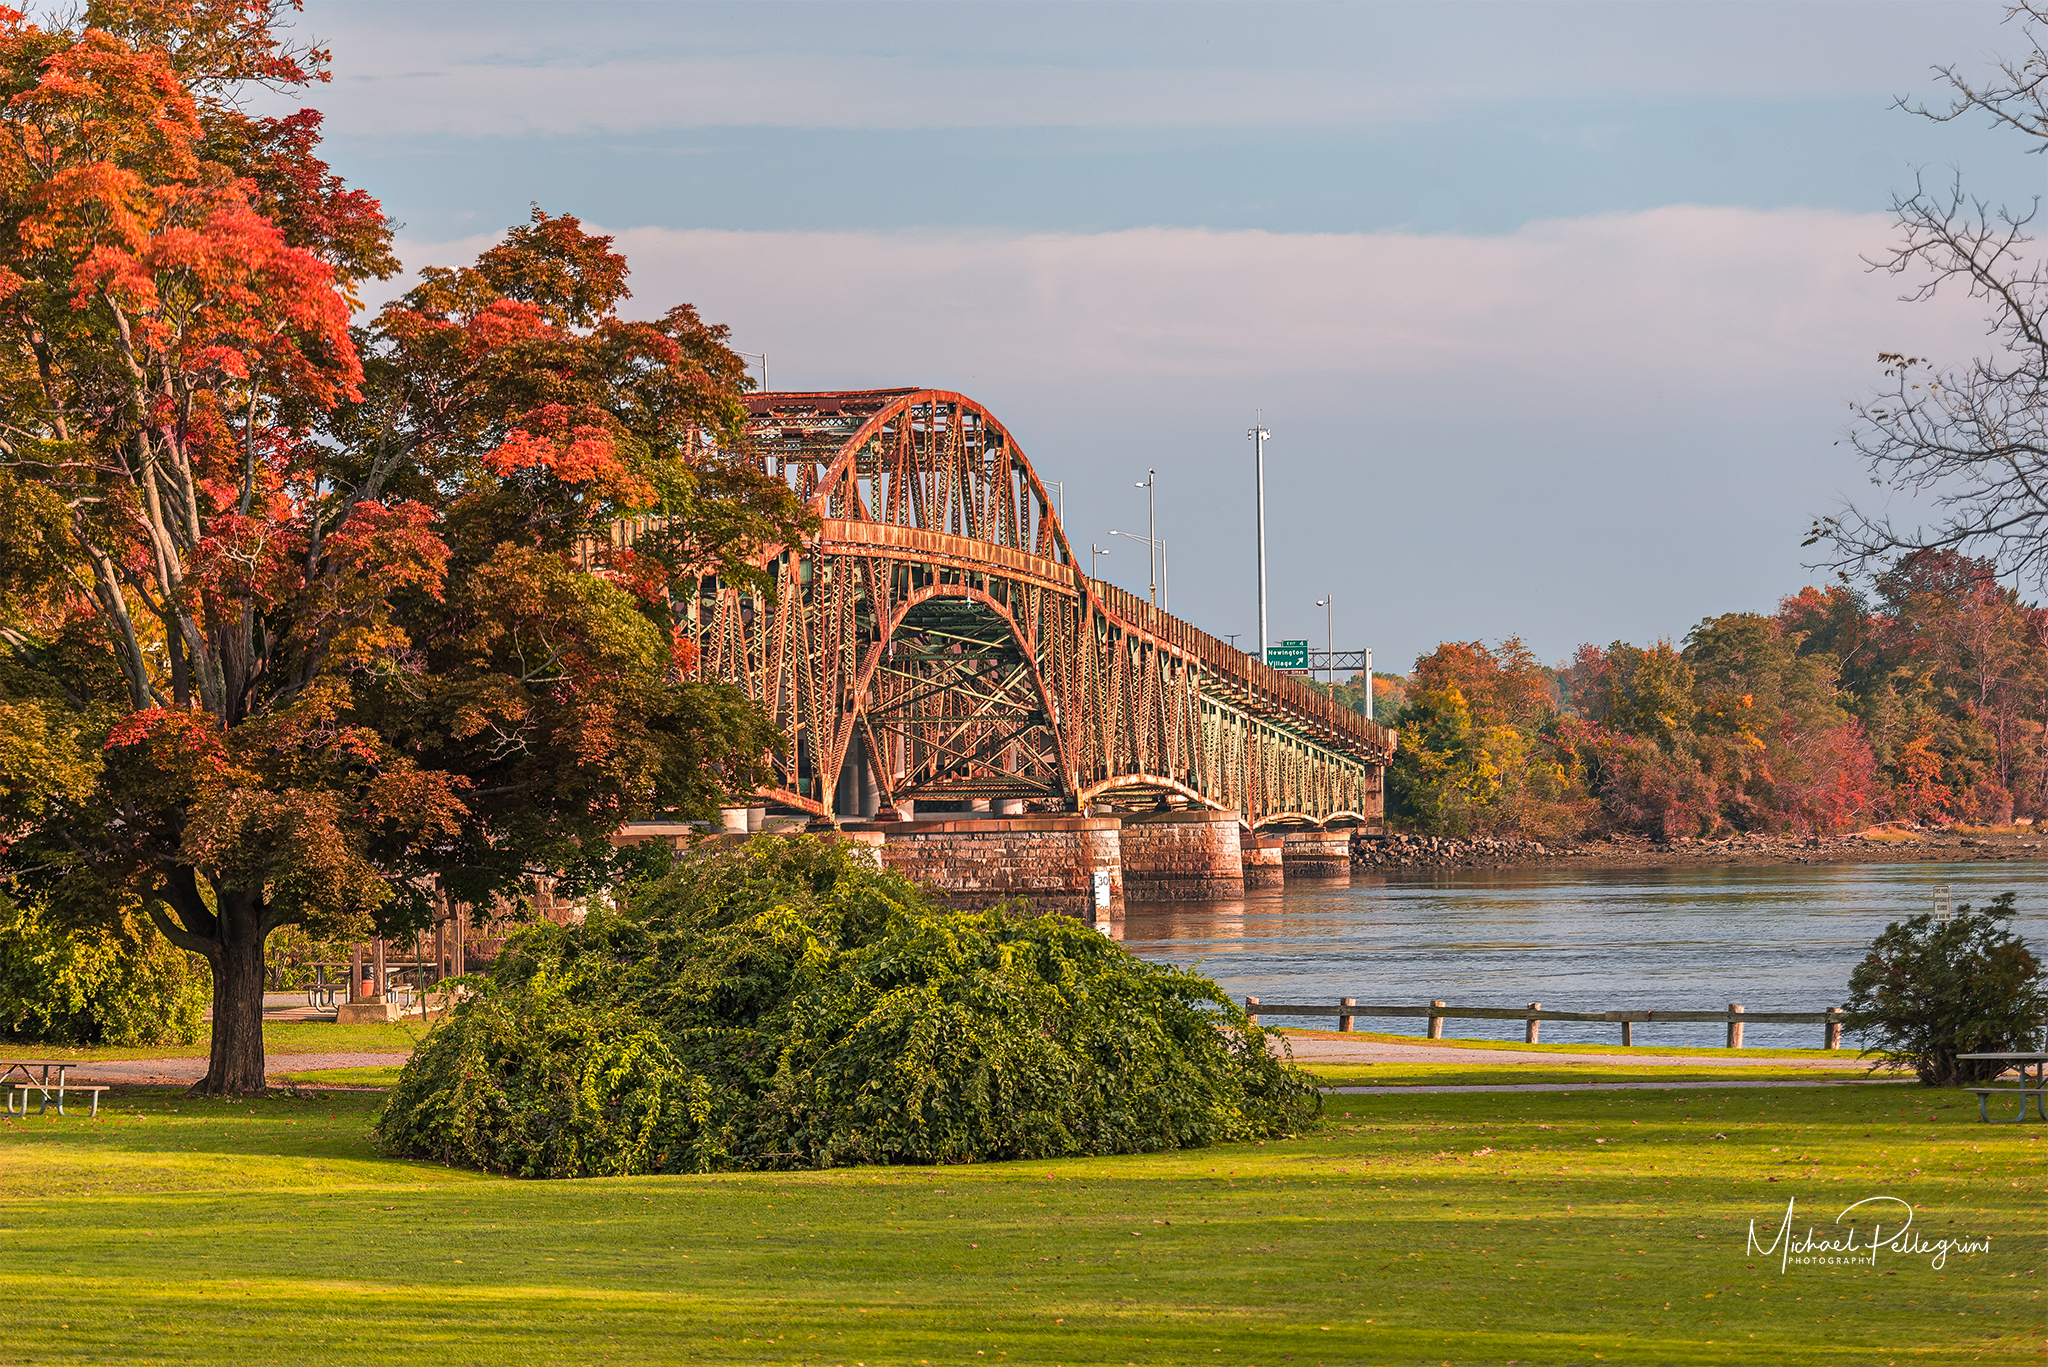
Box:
[0,894,209,1046]
[1845,891,2047,1085]
[375,836,1317,1176]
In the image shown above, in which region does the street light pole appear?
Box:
[1091,542,1108,582]
[1134,470,1156,607]
[733,351,769,392]
[1109,530,1168,611]
[1248,417,1269,662]
[1317,595,1333,686]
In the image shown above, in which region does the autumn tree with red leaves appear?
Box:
[0,3,804,1092]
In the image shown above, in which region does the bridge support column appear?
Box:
[1280,829,1352,880]
[1242,835,1284,888]
[1120,809,1245,902]
[843,816,1124,919]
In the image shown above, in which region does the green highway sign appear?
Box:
[1265,640,1309,669]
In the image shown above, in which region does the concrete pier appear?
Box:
[1281,828,1352,879]
[841,815,1124,918]
[1120,809,1246,901]
[644,811,1361,917]
[1242,835,1284,888]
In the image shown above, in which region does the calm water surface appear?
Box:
[1121,862,2048,1050]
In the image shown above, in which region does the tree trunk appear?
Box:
[192,891,269,1096]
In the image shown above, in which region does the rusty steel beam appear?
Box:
[594,388,1393,826]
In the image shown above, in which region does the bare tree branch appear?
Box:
[1814,4,2048,586]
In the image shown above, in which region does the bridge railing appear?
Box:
[1088,580,1391,759]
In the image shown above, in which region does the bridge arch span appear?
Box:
[618,388,1393,825]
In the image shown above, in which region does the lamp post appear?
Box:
[733,350,769,392]
[1134,470,1157,607]
[1248,417,1269,661]
[1048,480,1064,529]
[1091,542,1109,583]
[1316,594,1333,686]
[1109,531,1167,611]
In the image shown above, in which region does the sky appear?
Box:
[273,1,2045,671]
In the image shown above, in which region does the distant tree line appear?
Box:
[1361,551,2048,840]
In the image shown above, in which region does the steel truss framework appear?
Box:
[648,389,1394,828]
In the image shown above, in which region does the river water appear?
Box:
[1121,861,2048,1050]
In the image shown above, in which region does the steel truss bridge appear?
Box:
[607,389,1394,829]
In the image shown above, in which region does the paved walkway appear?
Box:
[1277,1034,1883,1070]
[66,1053,412,1085]
[65,1032,1884,1089]
[1326,1078,1918,1095]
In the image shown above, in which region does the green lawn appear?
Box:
[270,1064,406,1087]
[0,1082,2034,1365]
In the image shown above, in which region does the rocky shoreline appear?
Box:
[1351,826,2048,871]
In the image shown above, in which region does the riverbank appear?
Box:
[1352,823,2048,871]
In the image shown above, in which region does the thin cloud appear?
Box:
[290,0,2014,138]
[385,209,2001,661]
[550,210,1985,403]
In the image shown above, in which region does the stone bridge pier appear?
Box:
[815,810,1358,918]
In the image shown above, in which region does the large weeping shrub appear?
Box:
[375,836,1316,1176]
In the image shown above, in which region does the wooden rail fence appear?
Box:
[1244,998,1848,1050]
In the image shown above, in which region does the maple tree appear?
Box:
[1385,558,2048,842]
[0,3,804,1092]
[1387,640,1589,840]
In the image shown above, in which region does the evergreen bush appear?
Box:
[1845,891,2047,1085]
[375,836,1317,1176]
[0,894,209,1045]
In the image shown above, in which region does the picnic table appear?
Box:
[1958,1052,2048,1123]
[303,981,348,1008]
[3,1060,107,1118]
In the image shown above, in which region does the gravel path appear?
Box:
[66,1053,411,1085]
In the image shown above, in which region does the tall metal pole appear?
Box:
[1110,530,1166,610]
[1091,542,1108,582]
[1135,470,1156,607]
[1248,417,1269,660]
[1365,647,1373,720]
[734,350,769,392]
[1317,595,1332,685]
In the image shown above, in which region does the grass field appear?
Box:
[269,1065,406,1087]
[0,1077,2035,1365]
